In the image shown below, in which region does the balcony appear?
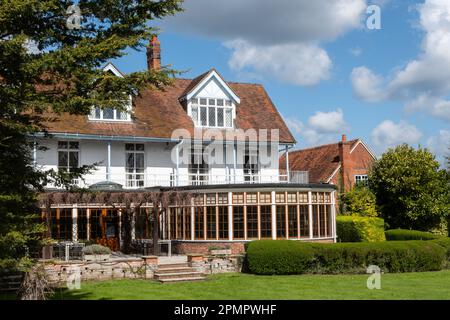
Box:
[68,171,309,189]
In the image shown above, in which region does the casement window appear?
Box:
[58,141,79,173]
[299,205,309,238]
[89,106,131,121]
[288,205,298,238]
[190,98,233,128]
[218,206,228,240]
[125,143,145,188]
[244,145,259,182]
[233,206,245,239]
[246,206,258,239]
[276,206,286,238]
[260,206,272,239]
[189,146,209,185]
[355,174,369,186]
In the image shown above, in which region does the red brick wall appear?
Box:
[333,142,374,193]
[174,241,246,255]
[174,239,334,254]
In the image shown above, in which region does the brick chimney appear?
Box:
[147,35,161,70]
[339,135,351,192]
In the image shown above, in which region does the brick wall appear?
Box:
[174,241,247,255]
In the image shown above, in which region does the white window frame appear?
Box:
[88,95,133,122]
[355,174,369,186]
[125,143,146,188]
[189,97,234,129]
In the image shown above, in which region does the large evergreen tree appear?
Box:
[369,144,449,232]
[0,0,183,273]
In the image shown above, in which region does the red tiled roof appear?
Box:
[280,139,359,183]
[41,72,295,143]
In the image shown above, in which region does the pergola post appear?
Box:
[233,143,237,183]
[106,141,111,181]
[175,141,180,186]
[72,204,78,242]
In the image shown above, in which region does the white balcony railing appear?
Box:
[65,171,309,189]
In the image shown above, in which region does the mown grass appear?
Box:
[45,270,450,300]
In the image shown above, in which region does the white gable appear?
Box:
[185,70,240,104]
[195,77,231,100]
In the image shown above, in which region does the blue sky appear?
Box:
[110,0,449,164]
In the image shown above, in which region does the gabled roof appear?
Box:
[179,69,241,104]
[41,73,295,144]
[280,139,361,183]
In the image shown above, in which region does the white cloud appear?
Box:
[371,120,423,149]
[351,0,450,122]
[285,109,349,146]
[163,0,367,86]
[226,40,331,86]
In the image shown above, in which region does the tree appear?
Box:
[0,0,183,275]
[341,185,378,217]
[369,144,449,231]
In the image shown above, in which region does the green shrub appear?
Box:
[385,229,441,241]
[245,240,315,275]
[336,216,385,242]
[432,237,450,268]
[245,240,446,275]
[82,244,111,255]
[341,186,379,217]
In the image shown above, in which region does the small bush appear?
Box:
[245,240,315,275]
[432,237,450,268]
[341,186,379,217]
[385,229,441,241]
[82,244,111,255]
[245,240,446,275]
[336,216,385,242]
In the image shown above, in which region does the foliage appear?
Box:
[369,144,450,231]
[431,238,450,267]
[18,264,53,300]
[245,240,446,275]
[82,244,111,255]
[336,216,385,242]
[341,186,379,217]
[385,229,441,241]
[245,240,315,275]
[0,0,183,275]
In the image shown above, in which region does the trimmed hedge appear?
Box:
[432,238,450,268]
[336,216,385,242]
[385,229,441,241]
[245,240,446,275]
[82,244,111,255]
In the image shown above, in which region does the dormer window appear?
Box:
[190,98,233,128]
[89,62,133,122]
[89,106,131,121]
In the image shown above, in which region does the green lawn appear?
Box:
[48,271,450,300]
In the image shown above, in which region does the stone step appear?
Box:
[155,267,194,274]
[154,271,204,280]
[158,276,206,283]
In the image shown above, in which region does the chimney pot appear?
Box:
[342,134,347,142]
[147,35,161,71]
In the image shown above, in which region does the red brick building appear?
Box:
[280,135,376,193]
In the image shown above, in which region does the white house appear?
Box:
[35,36,337,254]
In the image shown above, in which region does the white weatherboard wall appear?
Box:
[36,137,282,188]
